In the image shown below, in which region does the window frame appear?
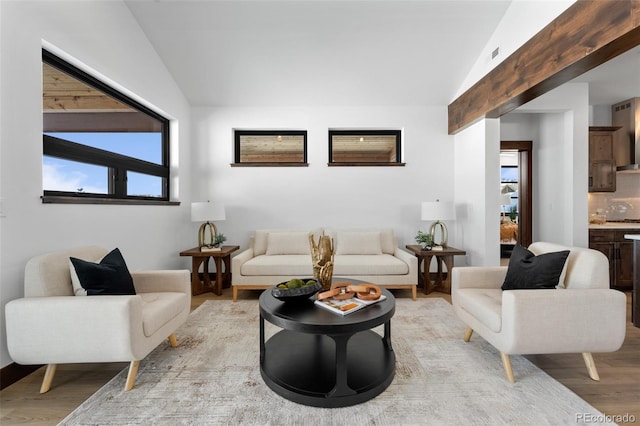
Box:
[41,50,175,205]
[328,129,405,166]
[231,129,308,167]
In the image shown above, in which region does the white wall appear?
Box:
[190,105,456,252]
[501,83,590,247]
[450,0,578,262]
[460,83,590,261]
[0,1,192,368]
[453,118,501,266]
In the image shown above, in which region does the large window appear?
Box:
[232,130,308,166]
[328,130,404,166]
[42,50,172,204]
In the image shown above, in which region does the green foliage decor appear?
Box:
[415,230,433,247]
[214,233,226,246]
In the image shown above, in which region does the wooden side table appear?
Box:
[405,245,466,294]
[180,246,239,296]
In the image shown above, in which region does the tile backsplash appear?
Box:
[588,173,640,220]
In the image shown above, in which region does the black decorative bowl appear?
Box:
[271,279,322,302]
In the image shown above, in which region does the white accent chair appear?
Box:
[452,242,626,383]
[5,246,191,393]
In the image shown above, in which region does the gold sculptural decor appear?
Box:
[309,233,334,291]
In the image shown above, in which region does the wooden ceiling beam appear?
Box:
[448,0,640,135]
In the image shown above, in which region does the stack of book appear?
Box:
[315,294,386,315]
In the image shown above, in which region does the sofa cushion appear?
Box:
[335,231,383,255]
[241,255,314,276]
[254,228,322,256]
[455,288,503,333]
[266,231,311,255]
[140,292,189,337]
[502,244,570,290]
[333,254,409,275]
[326,228,396,255]
[69,248,136,296]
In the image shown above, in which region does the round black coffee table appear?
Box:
[259,282,395,408]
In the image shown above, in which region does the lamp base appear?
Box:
[198,222,218,248]
[429,221,448,248]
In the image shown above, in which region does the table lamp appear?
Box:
[500,193,513,221]
[500,184,516,222]
[421,200,455,248]
[191,201,226,250]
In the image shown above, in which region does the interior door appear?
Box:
[501,141,533,251]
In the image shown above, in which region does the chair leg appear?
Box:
[124,360,140,391]
[168,333,178,348]
[582,352,600,381]
[40,364,57,393]
[233,287,238,303]
[501,353,515,383]
[463,327,473,342]
[411,285,417,301]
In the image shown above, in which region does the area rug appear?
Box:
[60,298,611,425]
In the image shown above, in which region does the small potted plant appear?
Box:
[213,233,226,248]
[415,230,433,250]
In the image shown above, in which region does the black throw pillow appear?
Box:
[70,248,136,296]
[501,244,570,290]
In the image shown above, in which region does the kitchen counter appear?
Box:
[589,223,640,229]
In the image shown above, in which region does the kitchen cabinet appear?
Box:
[588,127,620,192]
[612,97,639,170]
[589,229,640,290]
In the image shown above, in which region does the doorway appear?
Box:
[500,141,532,258]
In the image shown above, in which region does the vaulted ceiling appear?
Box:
[124,1,639,110]
[125,0,511,107]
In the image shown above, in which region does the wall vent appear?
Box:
[492,47,500,59]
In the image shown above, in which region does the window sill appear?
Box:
[230,162,309,167]
[41,195,180,206]
[328,162,406,167]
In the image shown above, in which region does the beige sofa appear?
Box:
[452,242,626,383]
[231,228,417,301]
[5,246,191,393]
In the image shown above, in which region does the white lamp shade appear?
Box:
[500,193,513,206]
[421,201,455,221]
[501,183,517,194]
[191,202,226,222]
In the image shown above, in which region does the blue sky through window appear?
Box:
[43,132,162,196]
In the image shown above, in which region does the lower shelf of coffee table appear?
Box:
[260,329,395,408]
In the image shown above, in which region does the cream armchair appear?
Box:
[5,246,191,393]
[452,242,626,383]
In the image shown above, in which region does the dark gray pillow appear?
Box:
[502,244,570,290]
[70,248,136,296]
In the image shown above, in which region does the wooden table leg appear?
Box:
[440,255,454,294]
[423,254,435,294]
[435,257,444,288]
[191,256,212,296]
[213,257,223,296]
[222,254,232,289]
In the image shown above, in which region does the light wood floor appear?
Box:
[2,287,639,425]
